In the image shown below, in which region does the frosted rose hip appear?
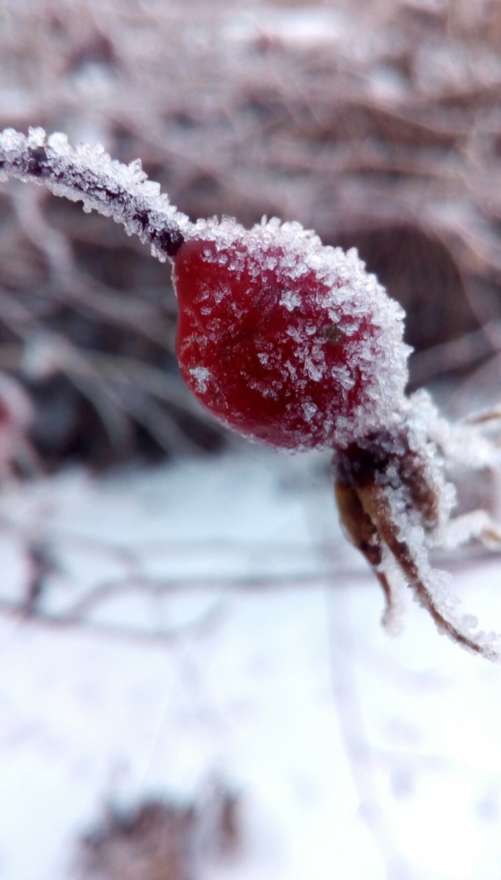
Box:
[174,219,410,450]
[2,127,500,659]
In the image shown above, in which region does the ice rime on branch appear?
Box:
[0,127,191,262]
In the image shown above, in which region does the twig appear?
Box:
[0,127,191,261]
[0,594,226,646]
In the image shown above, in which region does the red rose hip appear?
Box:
[174,218,410,450]
[3,127,501,660]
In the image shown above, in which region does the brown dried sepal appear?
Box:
[334,428,496,658]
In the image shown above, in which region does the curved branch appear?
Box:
[0,127,192,261]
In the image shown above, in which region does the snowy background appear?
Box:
[2,1,501,879]
[2,449,501,880]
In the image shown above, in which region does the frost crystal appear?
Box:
[279,290,302,311]
[189,367,211,394]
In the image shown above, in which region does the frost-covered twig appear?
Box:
[0,127,191,262]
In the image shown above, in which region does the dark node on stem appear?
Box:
[132,209,149,231]
[335,429,399,488]
[27,145,48,177]
[335,427,440,532]
[156,225,184,257]
[131,210,184,256]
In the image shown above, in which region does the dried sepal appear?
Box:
[335,396,501,661]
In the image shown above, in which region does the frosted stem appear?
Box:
[0,127,192,262]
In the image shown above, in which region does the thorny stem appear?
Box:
[0,127,191,261]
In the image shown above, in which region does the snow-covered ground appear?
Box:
[1,449,501,879]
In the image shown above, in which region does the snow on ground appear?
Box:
[1,449,501,878]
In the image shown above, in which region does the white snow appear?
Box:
[1,450,501,878]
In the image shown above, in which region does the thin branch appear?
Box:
[410,319,501,386]
[0,594,225,647]
[0,127,192,261]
